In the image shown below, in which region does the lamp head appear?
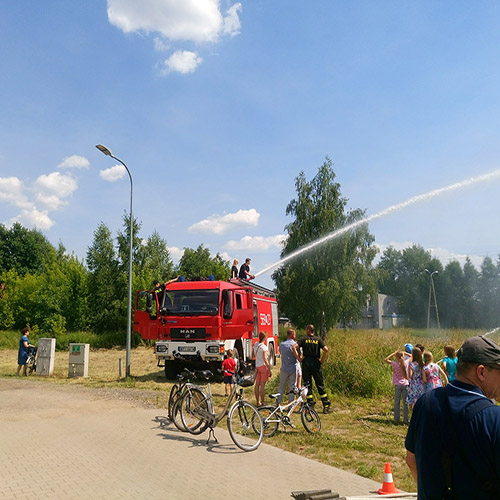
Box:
[96,144,112,156]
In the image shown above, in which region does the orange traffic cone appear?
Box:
[377,462,399,495]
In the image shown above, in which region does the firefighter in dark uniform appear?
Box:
[294,324,331,413]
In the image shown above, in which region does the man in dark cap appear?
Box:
[405,336,500,499]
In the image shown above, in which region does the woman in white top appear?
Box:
[253,332,272,407]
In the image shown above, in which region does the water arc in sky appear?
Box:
[255,169,500,278]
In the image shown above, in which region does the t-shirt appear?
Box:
[279,338,299,372]
[443,356,458,381]
[297,335,325,360]
[391,360,409,386]
[405,380,500,499]
[238,264,250,279]
[222,357,236,377]
[253,342,268,368]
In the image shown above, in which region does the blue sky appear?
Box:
[1,1,500,289]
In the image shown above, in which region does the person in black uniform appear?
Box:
[293,324,331,413]
[152,276,179,312]
[238,258,255,280]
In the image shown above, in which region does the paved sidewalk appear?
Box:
[0,378,382,500]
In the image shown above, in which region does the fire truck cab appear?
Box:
[133,278,279,378]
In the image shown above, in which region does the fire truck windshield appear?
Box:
[162,289,220,316]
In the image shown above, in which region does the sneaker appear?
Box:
[322,402,332,414]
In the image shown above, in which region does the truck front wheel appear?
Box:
[164,361,177,380]
[268,343,275,366]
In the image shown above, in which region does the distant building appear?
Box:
[359,293,402,329]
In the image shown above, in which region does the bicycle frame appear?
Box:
[192,380,241,429]
[264,392,305,425]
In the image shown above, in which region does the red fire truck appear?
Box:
[133,278,279,378]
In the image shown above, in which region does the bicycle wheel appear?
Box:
[27,357,35,375]
[171,396,188,432]
[228,401,263,452]
[168,384,180,421]
[180,388,211,435]
[301,406,321,434]
[257,406,279,437]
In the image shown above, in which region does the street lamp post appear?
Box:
[425,269,440,329]
[96,144,133,377]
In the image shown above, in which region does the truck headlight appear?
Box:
[206,345,220,354]
[156,344,168,353]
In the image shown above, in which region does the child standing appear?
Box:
[423,351,448,390]
[442,345,458,382]
[222,349,237,396]
[406,347,427,407]
[384,350,409,424]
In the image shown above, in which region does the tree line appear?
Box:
[0,218,229,334]
[1,157,499,336]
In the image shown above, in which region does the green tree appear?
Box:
[116,212,142,276]
[86,222,122,332]
[440,261,465,328]
[477,256,500,328]
[136,230,174,290]
[377,245,442,327]
[273,157,377,332]
[0,223,56,276]
[462,258,480,328]
[177,244,230,280]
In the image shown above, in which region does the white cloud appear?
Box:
[57,155,90,169]
[224,234,287,252]
[154,37,170,52]
[8,208,55,230]
[106,0,242,73]
[0,177,30,208]
[99,164,126,182]
[161,50,203,75]
[188,208,260,235]
[34,172,77,198]
[0,155,85,231]
[32,172,78,211]
[167,246,184,262]
[222,3,242,36]
[107,0,240,42]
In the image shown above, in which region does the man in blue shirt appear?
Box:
[405,336,500,499]
[277,328,300,404]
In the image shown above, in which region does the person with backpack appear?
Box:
[405,336,500,499]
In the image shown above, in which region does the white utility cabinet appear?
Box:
[36,338,56,376]
[68,343,90,378]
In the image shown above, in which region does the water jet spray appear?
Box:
[255,169,500,278]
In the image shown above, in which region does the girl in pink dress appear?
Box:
[423,351,448,391]
[406,347,427,407]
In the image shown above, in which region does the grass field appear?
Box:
[1,327,494,493]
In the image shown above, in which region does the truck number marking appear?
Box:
[260,313,271,326]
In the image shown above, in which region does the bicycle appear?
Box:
[169,368,212,433]
[26,346,37,375]
[257,386,321,437]
[179,373,264,452]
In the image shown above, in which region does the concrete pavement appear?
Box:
[0,378,383,500]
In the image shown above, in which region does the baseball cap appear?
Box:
[457,336,500,366]
[405,343,414,354]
